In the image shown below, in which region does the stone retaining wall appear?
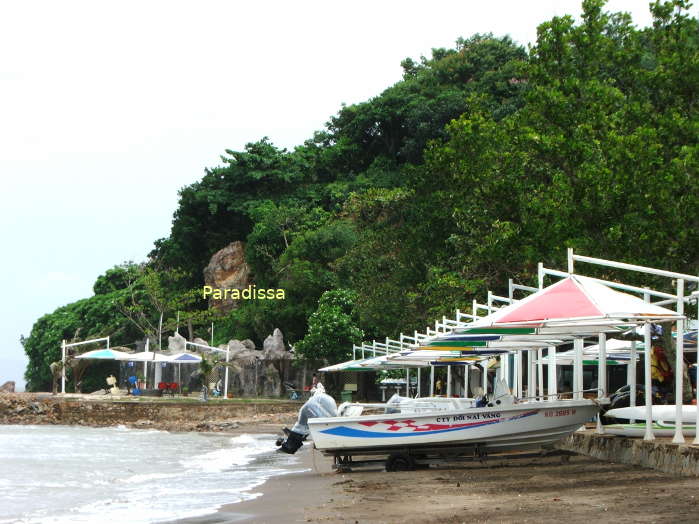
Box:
[0,394,299,431]
[556,431,699,476]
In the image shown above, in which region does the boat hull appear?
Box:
[309,400,598,453]
[604,423,696,437]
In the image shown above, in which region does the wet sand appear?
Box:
[187,446,699,523]
[172,443,338,524]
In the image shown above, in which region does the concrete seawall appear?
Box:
[556,430,699,476]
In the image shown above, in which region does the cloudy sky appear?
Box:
[0,1,668,390]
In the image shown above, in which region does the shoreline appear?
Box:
[6,393,699,523]
[170,445,339,524]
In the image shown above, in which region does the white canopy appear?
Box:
[115,351,170,362]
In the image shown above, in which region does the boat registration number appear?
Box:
[544,408,576,417]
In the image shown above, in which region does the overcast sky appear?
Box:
[0,1,671,390]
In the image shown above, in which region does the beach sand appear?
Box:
[178,444,699,523]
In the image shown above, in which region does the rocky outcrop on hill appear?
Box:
[203,241,251,312]
[0,381,15,393]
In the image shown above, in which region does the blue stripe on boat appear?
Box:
[319,419,501,438]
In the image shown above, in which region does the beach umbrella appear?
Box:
[74,348,134,360]
[414,276,683,353]
[467,275,682,328]
[166,352,202,362]
[318,358,371,372]
[115,351,170,362]
[356,355,429,370]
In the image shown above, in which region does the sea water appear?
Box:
[0,425,302,523]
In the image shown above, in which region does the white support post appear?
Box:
[482,360,488,395]
[547,346,557,400]
[446,365,452,397]
[464,365,469,398]
[537,348,544,398]
[596,333,607,434]
[106,336,110,350]
[673,279,685,444]
[567,247,574,274]
[406,368,410,397]
[537,262,544,290]
[573,338,583,400]
[224,347,230,398]
[598,333,607,399]
[527,350,534,398]
[643,319,655,441]
[629,341,637,423]
[695,315,699,445]
[516,350,523,397]
[61,339,66,394]
[417,367,421,398]
[143,337,149,384]
[430,365,434,397]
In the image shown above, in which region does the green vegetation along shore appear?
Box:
[23,0,699,392]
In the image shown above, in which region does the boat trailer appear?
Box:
[324,443,576,473]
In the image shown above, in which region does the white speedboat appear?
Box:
[308,397,598,453]
[603,405,697,437]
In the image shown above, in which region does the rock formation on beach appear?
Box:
[167,328,302,398]
[167,332,187,353]
[223,329,298,397]
[203,241,251,312]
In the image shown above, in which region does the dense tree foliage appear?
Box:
[24,1,699,389]
[294,289,364,363]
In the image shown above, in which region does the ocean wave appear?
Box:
[179,433,271,472]
[1,426,302,524]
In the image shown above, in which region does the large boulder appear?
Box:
[262,363,282,396]
[228,340,260,363]
[203,241,251,312]
[224,331,294,397]
[262,328,290,360]
[168,332,187,353]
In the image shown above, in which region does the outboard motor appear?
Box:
[276,383,337,454]
[385,393,408,414]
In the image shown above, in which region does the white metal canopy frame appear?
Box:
[323,250,696,441]
[61,336,111,393]
[551,249,699,444]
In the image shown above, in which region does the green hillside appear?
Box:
[23,0,699,392]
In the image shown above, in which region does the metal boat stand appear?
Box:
[329,444,577,473]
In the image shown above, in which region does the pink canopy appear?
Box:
[475,275,682,328]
